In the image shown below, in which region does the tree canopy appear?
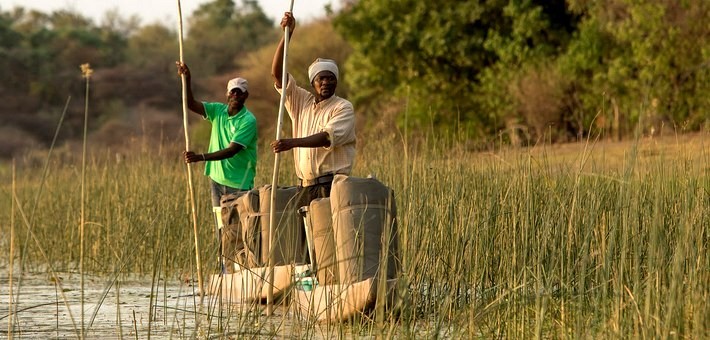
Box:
[335,0,708,143]
[0,1,279,159]
[1,0,707,160]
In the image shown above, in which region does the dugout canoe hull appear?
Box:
[292,277,398,322]
[208,264,308,303]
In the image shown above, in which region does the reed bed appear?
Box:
[0,131,707,338]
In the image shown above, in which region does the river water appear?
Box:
[0,270,348,339]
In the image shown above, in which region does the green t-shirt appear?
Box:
[202,102,257,190]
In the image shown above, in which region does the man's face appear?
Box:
[312,71,337,99]
[227,88,248,111]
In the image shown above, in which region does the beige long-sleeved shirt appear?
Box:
[276,74,356,181]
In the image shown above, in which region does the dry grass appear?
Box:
[0,129,707,338]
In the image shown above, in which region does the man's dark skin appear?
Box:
[176,61,249,163]
[269,12,332,154]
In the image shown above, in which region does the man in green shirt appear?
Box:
[177,61,257,272]
[176,61,257,205]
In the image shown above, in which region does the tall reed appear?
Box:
[79,62,93,339]
[8,161,15,338]
[0,130,707,338]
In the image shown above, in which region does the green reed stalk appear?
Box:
[116,280,122,338]
[2,126,705,338]
[8,160,15,339]
[11,191,80,337]
[9,97,72,337]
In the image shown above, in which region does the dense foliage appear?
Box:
[0,1,276,159]
[1,133,707,338]
[185,0,275,75]
[1,0,707,160]
[335,0,709,143]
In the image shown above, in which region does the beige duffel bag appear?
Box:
[219,192,254,272]
[234,189,261,268]
[330,175,399,284]
[307,197,338,285]
[258,185,302,266]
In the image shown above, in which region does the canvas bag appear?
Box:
[258,185,302,266]
[308,197,338,285]
[219,192,247,271]
[331,175,399,284]
[234,189,261,268]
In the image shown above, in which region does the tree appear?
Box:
[560,0,709,137]
[185,0,275,76]
[0,9,27,99]
[127,23,176,69]
[335,0,579,140]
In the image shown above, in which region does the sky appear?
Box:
[1,0,340,25]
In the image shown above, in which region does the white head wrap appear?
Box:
[227,77,248,93]
[308,58,339,84]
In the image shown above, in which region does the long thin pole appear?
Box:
[267,0,295,316]
[177,0,204,296]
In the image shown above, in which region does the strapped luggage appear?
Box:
[219,192,247,273]
[330,175,399,284]
[308,197,338,285]
[258,185,302,266]
[235,189,261,268]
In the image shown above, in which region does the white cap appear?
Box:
[227,77,248,93]
[308,58,339,84]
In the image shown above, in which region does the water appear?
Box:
[0,271,320,339]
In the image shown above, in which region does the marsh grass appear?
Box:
[0,130,707,338]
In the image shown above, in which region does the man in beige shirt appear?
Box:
[271,12,356,208]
